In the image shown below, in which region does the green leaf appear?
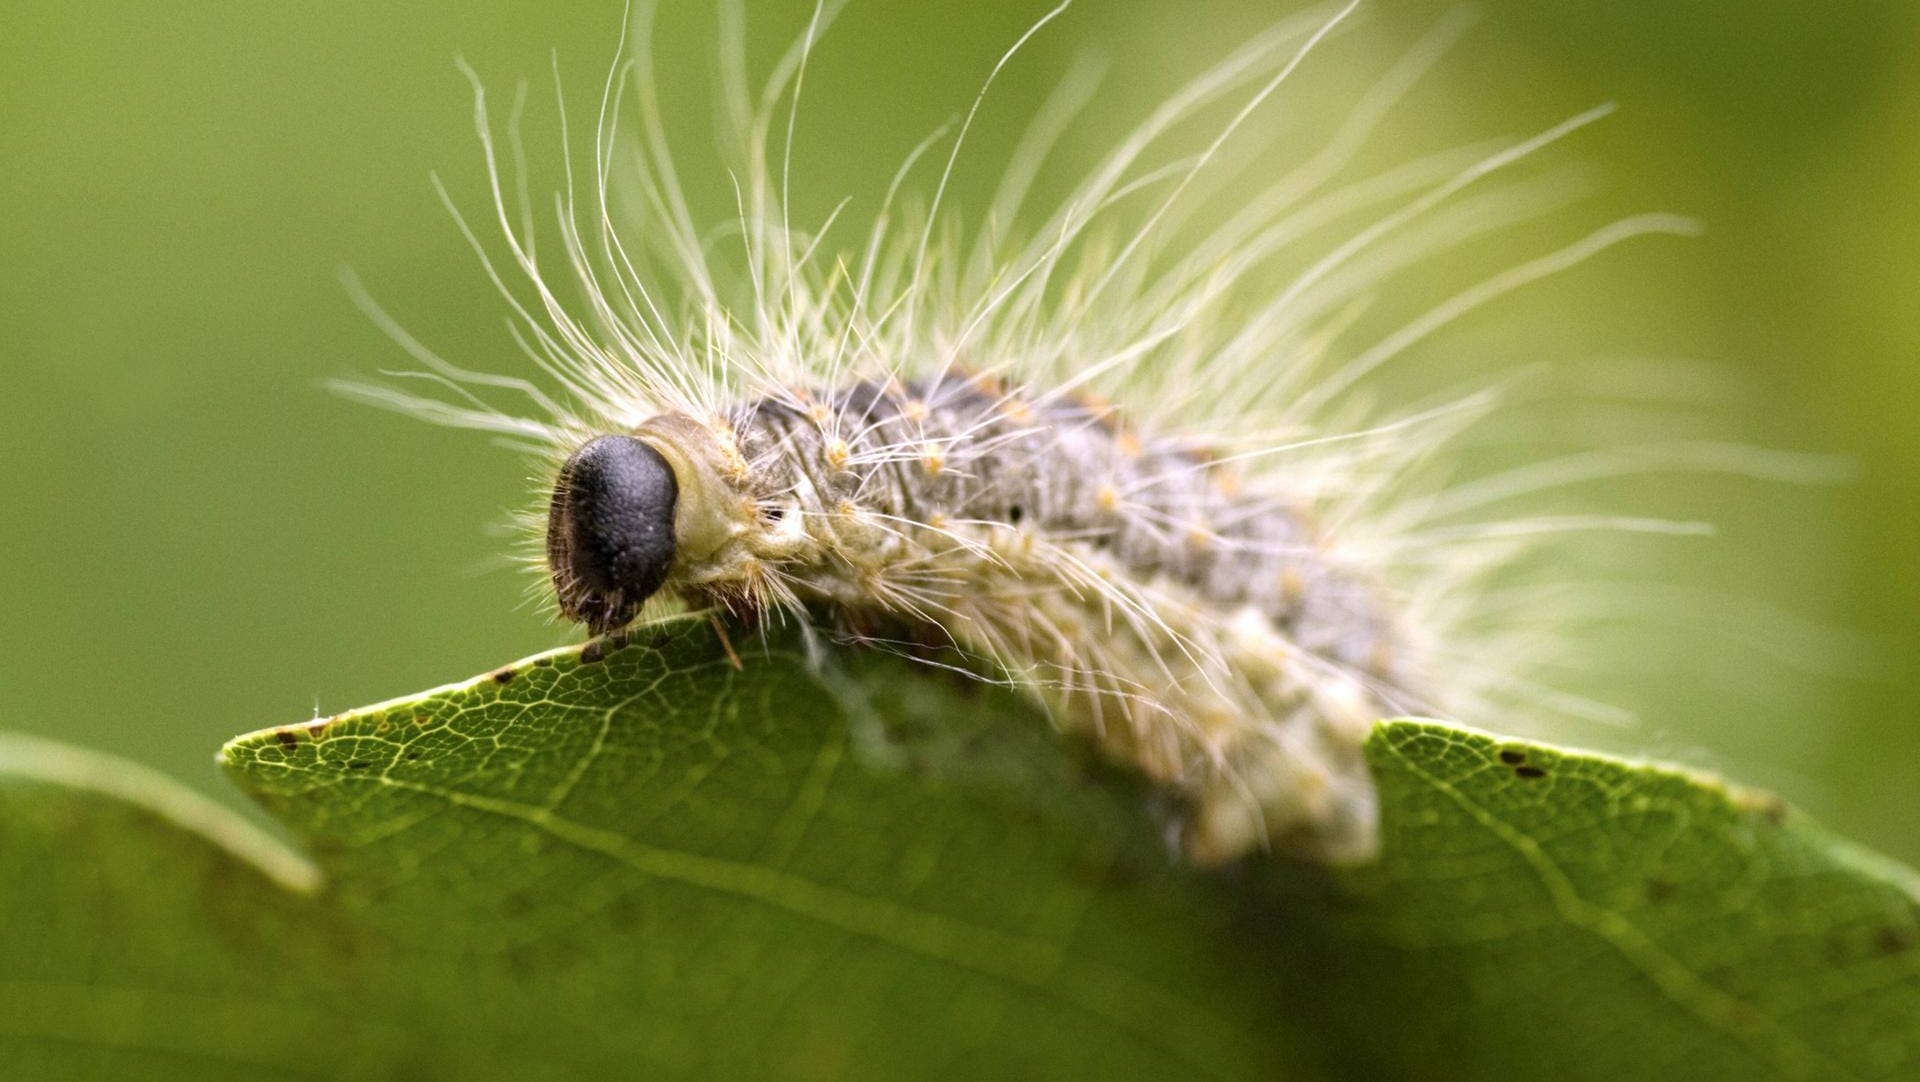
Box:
[2,615,1916,1081]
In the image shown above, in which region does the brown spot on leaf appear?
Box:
[607,891,646,933]
[1877,926,1916,956]
[1497,748,1526,765]
[492,668,516,685]
[1513,765,1547,780]
[1729,785,1790,825]
[275,730,299,749]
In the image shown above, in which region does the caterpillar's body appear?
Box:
[351,1,1699,865]
[549,372,1414,862]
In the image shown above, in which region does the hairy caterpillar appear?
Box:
[344,0,1708,866]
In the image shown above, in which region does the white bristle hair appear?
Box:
[335,0,1760,866]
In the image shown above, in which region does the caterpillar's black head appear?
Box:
[547,434,679,634]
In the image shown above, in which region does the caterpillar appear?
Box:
[343,0,1705,866]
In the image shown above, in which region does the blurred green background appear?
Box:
[4,0,1917,862]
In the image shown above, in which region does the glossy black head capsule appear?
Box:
[546,434,679,634]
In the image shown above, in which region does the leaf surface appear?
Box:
[1,615,1915,1081]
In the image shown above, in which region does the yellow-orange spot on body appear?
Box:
[1003,398,1035,425]
[833,498,858,517]
[710,430,751,485]
[902,399,929,423]
[1194,707,1237,740]
[922,446,945,475]
[1368,639,1395,679]
[1185,522,1213,549]
[1115,430,1143,459]
[1295,765,1333,813]
[968,371,1007,397]
[1289,498,1320,535]
[1075,390,1119,430]
[926,512,949,530]
[1280,567,1306,606]
[1211,467,1243,499]
[808,403,833,425]
[1096,484,1120,513]
[825,438,851,471]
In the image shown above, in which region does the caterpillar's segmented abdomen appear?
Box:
[719,373,1419,862]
